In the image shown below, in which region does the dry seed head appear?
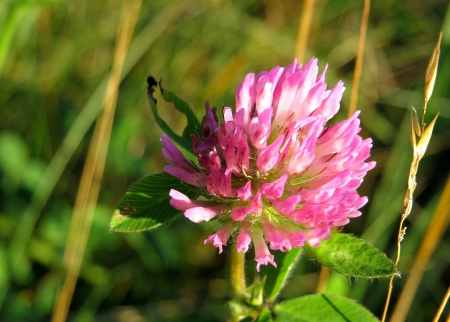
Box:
[410,108,418,149]
[411,107,421,137]
[416,113,439,160]
[425,33,442,103]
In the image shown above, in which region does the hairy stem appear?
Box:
[231,240,246,296]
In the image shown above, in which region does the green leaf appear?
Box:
[274,293,379,322]
[304,233,396,278]
[160,86,201,142]
[146,77,200,154]
[256,308,273,322]
[260,248,302,302]
[110,172,198,232]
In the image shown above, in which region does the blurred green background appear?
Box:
[1,0,449,321]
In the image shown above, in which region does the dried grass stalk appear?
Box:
[381,33,441,322]
[51,1,141,321]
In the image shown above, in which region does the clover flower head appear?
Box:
[161,58,375,271]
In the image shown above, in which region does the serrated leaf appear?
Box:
[110,172,198,232]
[274,293,379,322]
[256,308,273,322]
[146,77,200,154]
[260,248,302,302]
[160,86,201,142]
[303,233,396,278]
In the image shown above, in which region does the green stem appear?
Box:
[230,240,247,322]
[231,240,246,296]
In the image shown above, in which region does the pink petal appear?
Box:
[236,73,255,128]
[311,80,345,121]
[169,189,215,211]
[164,165,206,187]
[255,67,284,115]
[219,167,233,197]
[293,81,327,120]
[272,194,302,215]
[262,220,292,252]
[282,58,319,120]
[316,64,328,83]
[223,107,234,122]
[270,221,306,248]
[204,103,219,132]
[252,228,277,272]
[292,204,323,223]
[231,197,262,221]
[231,207,253,221]
[237,181,253,201]
[248,107,273,149]
[236,135,250,172]
[222,139,237,171]
[256,135,285,173]
[272,71,305,127]
[261,175,288,200]
[161,134,191,170]
[204,222,235,253]
[185,206,223,223]
[237,221,252,253]
[306,227,331,247]
[284,147,315,176]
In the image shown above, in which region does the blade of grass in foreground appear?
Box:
[7,0,189,297]
[52,1,141,321]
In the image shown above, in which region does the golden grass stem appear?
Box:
[381,34,441,322]
[51,1,141,321]
[316,266,329,293]
[348,0,370,117]
[390,175,450,322]
[433,285,450,322]
[295,0,315,63]
[8,1,181,284]
[380,113,420,322]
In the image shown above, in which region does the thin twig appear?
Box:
[51,1,141,321]
[348,0,370,117]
